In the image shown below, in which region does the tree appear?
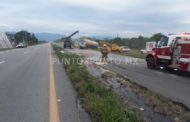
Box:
[31,33,38,44]
[150,33,163,42]
[95,33,164,49]
[15,31,38,45]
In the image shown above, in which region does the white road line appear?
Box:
[0,61,5,65]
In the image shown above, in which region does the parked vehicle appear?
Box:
[108,43,123,53]
[141,42,156,54]
[120,46,131,52]
[16,42,27,48]
[140,49,147,54]
[99,42,123,53]
[146,33,190,72]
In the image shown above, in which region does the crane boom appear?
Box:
[63,30,79,49]
[66,30,79,39]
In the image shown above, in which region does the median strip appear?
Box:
[52,44,138,122]
[49,50,60,122]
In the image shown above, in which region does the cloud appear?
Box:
[52,0,141,12]
[0,0,190,37]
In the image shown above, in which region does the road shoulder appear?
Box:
[52,54,91,122]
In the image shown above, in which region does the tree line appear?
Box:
[6,30,38,46]
[95,33,164,49]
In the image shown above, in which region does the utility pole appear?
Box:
[25,31,28,45]
[22,36,24,43]
[117,33,119,38]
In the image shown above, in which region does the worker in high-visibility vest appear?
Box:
[101,44,109,62]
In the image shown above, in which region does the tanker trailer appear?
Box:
[79,38,99,49]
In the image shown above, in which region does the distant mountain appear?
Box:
[5,31,113,41]
[35,33,64,41]
[6,32,16,35]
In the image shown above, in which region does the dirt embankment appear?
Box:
[86,63,190,122]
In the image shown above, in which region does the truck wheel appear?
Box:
[147,57,156,69]
[117,50,121,53]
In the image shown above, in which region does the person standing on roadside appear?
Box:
[101,44,109,62]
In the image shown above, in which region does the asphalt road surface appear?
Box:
[0,44,90,122]
[69,49,190,109]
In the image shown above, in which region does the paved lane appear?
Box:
[53,55,91,122]
[102,64,190,109]
[0,44,91,122]
[0,44,50,122]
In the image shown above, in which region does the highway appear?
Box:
[1,44,189,121]
[70,49,190,109]
[0,44,90,122]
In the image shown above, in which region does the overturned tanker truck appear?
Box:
[79,37,99,49]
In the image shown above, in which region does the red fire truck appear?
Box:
[146,33,190,72]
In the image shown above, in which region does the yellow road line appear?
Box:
[49,51,60,122]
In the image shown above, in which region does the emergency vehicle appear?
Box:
[141,42,156,54]
[146,33,190,72]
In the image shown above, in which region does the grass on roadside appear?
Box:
[120,49,146,59]
[52,44,138,122]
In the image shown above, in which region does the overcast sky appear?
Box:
[0,0,190,37]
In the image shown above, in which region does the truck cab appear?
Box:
[146,33,190,72]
